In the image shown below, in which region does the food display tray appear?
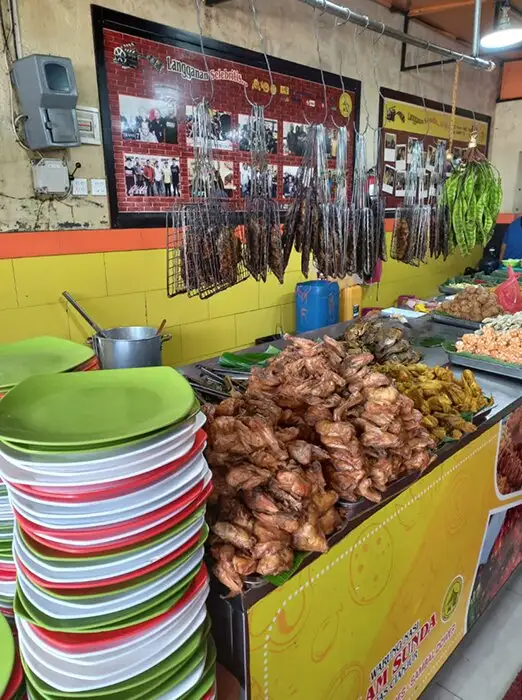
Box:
[431,312,482,331]
[446,350,522,381]
[439,285,462,295]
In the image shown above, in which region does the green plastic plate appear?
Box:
[14,564,201,632]
[0,337,94,390]
[23,622,212,699]
[0,612,14,696]
[1,401,201,456]
[0,368,194,446]
[18,507,205,563]
[35,526,208,601]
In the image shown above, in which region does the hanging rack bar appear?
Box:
[295,0,495,71]
[472,0,482,56]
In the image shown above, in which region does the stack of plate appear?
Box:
[0,336,98,620]
[0,336,97,395]
[0,367,215,700]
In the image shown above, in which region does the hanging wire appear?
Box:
[243,0,275,108]
[350,18,373,135]
[191,0,214,104]
[439,58,446,114]
[414,45,431,138]
[303,8,329,125]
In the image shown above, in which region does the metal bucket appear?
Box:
[92,327,172,369]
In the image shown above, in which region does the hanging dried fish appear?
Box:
[429,141,450,260]
[350,132,374,278]
[329,126,349,278]
[167,99,248,299]
[392,140,430,267]
[244,105,283,283]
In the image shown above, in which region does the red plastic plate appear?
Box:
[14,482,213,554]
[13,430,206,502]
[17,526,204,594]
[28,565,208,653]
[1,650,23,700]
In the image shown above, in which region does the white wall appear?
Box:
[0,0,499,231]
[490,100,522,213]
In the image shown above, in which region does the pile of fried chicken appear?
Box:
[204,336,435,595]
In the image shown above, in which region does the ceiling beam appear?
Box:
[408,0,484,18]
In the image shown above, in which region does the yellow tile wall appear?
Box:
[0,242,482,364]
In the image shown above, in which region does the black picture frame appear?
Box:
[91,4,361,229]
[378,87,492,216]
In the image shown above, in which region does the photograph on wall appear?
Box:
[124,154,181,197]
[282,123,338,158]
[382,164,395,194]
[407,136,418,165]
[237,114,278,154]
[426,144,436,172]
[188,159,234,197]
[95,5,360,225]
[240,163,277,198]
[185,106,234,151]
[395,169,406,197]
[282,165,301,198]
[395,144,406,170]
[378,88,491,213]
[467,503,522,629]
[119,95,178,144]
[384,132,396,162]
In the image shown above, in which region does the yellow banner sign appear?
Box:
[382,98,488,147]
[248,425,512,700]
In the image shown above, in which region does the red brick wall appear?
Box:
[103,28,356,214]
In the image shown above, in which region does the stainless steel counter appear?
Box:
[180,316,522,439]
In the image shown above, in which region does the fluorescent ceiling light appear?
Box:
[481,3,522,49]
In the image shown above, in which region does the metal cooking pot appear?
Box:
[91,326,172,369]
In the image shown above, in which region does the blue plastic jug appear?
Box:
[295,280,340,333]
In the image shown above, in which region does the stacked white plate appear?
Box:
[0,368,216,700]
[0,478,16,618]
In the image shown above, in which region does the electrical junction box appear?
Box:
[32,159,70,195]
[11,54,80,150]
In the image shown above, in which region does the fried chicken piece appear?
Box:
[244,398,282,425]
[276,468,312,498]
[308,461,327,490]
[268,480,303,512]
[256,546,294,576]
[253,521,292,545]
[249,448,285,471]
[212,522,256,550]
[357,477,382,503]
[408,450,432,472]
[319,507,342,535]
[243,489,280,515]
[219,499,255,531]
[361,372,390,388]
[287,440,313,465]
[292,513,328,553]
[312,489,338,515]
[323,335,346,361]
[252,540,290,559]
[242,417,287,457]
[275,427,301,443]
[210,467,237,497]
[233,554,257,576]
[316,420,356,447]
[304,405,332,426]
[215,397,244,417]
[359,423,401,448]
[212,544,243,596]
[255,510,300,534]
[323,464,359,501]
[226,464,272,490]
[333,393,364,421]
